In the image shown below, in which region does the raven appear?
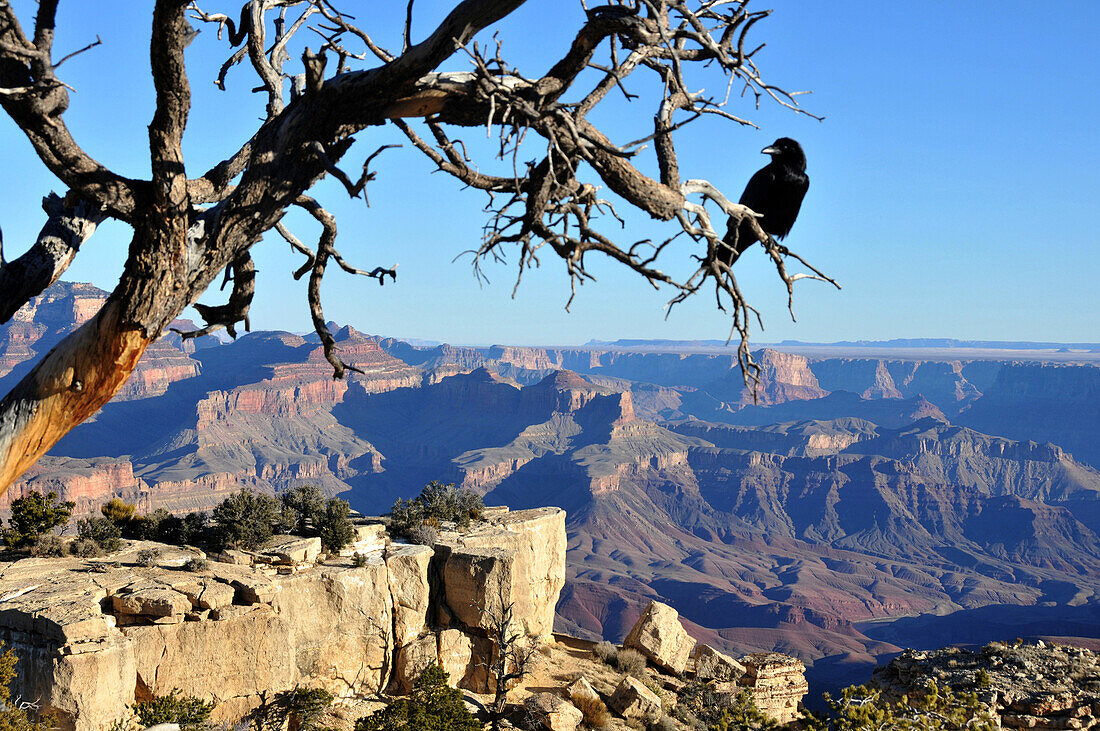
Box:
[721,137,809,264]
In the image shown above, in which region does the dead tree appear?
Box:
[0,0,835,495]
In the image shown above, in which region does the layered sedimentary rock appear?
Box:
[0,508,566,731]
[739,653,809,724]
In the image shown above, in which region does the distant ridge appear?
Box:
[585,338,1100,351]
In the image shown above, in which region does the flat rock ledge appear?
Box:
[0,507,566,731]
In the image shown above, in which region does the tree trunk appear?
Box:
[0,299,151,492]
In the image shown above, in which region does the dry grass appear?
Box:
[571,691,610,729]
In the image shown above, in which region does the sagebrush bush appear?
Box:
[593,640,618,665]
[616,648,648,678]
[136,547,162,567]
[28,534,67,557]
[184,556,210,572]
[407,523,438,547]
[70,538,106,558]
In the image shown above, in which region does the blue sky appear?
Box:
[1,1,1097,346]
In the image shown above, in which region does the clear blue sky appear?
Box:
[1,1,1097,346]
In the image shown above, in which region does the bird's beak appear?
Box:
[761,145,779,155]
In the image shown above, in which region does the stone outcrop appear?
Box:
[739,653,808,725]
[0,508,566,731]
[875,642,1100,731]
[623,600,695,674]
[608,676,662,721]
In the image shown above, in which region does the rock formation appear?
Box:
[874,641,1100,731]
[0,507,566,731]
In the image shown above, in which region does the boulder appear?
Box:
[609,676,662,721]
[230,575,277,605]
[443,546,514,633]
[623,601,694,674]
[694,644,746,682]
[177,580,235,611]
[566,676,599,702]
[112,589,190,618]
[264,536,321,565]
[385,544,433,646]
[525,692,583,731]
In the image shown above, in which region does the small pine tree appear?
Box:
[2,491,74,549]
[354,665,480,731]
[280,485,327,535]
[316,498,355,553]
[212,489,281,550]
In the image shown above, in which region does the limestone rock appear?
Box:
[443,546,514,633]
[525,692,583,731]
[264,535,321,565]
[623,601,694,674]
[449,507,565,640]
[438,629,476,691]
[394,634,439,694]
[230,575,277,605]
[609,676,662,721]
[112,589,191,619]
[694,644,746,682]
[342,523,387,556]
[386,544,432,647]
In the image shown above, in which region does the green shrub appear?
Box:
[212,489,281,550]
[2,490,74,549]
[355,664,480,731]
[128,508,173,541]
[0,642,55,730]
[77,516,123,553]
[801,681,997,731]
[389,481,484,538]
[351,553,369,568]
[101,498,137,525]
[132,689,216,731]
[316,498,355,553]
[184,556,210,572]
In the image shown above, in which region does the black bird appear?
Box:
[721,137,809,264]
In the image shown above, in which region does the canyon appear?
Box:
[2,282,1099,698]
